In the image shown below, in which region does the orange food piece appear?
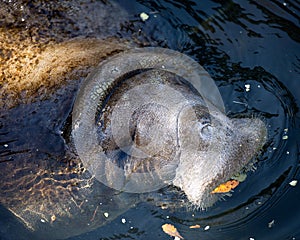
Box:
[162,223,184,239]
[50,214,56,223]
[189,224,201,229]
[211,180,239,193]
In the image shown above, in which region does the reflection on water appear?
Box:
[0,0,299,239]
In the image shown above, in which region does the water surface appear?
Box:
[0,0,299,239]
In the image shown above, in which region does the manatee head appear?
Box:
[72,47,267,210]
[173,104,267,209]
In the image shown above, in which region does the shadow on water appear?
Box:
[0,0,299,239]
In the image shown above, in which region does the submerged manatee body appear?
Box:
[0,1,139,239]
[0,40,137,239]
[72,47,267,210]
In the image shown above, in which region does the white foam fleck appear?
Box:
[289,180,297,187]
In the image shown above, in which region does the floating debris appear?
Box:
[162,224,184,239]
[268,219,275,228]
[103,212,109,218]
[90,206,99,222]
[51,215,56,223]
[121,218,126,224]
[245,84,251,92]
[204,225,210,231]
[189,224,201,229]
[282,135,288,140]
[289,180,298,187]
[211,180,239,193]
[139,12,149,21]
[161,205,168,210]
[282,129,288,138]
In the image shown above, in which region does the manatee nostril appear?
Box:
[225,127,234,137]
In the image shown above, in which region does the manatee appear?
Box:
[72,47,267,211]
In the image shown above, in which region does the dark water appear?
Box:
[1,0,300,240]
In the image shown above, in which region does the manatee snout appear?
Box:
[173,108,267,209]
[232,117,267,163]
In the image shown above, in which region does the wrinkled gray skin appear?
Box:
[96,71,266,209]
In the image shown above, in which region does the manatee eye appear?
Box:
[198,120,212,139]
